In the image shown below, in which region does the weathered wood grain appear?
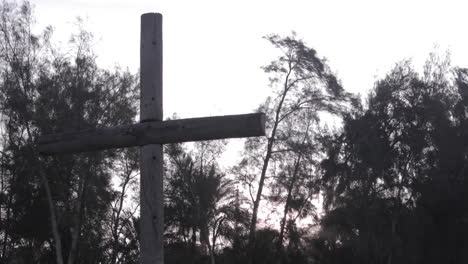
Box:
[140,13,164,264]
[37,113,265,155]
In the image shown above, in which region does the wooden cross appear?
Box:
[37,13,265,264]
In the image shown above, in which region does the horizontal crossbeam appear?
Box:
[37,113,265,155]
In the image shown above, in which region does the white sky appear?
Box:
[31,0,468,119]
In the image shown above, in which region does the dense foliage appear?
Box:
[0,2,139,263]
[316,56,468,264]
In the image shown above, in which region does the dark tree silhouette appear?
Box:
[0,1,138,263]
[164,141,249,264]
[318,54,468,264]
[233,32,352,263]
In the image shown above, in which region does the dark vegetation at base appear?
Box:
[1,1,468,263]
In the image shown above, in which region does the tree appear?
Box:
[106,148,140,264]
[233,33,352,263]
[165,140,245,264]
[318,54,468,264]
[269,108,319,257]
[0,1,139,263]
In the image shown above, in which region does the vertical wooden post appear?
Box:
[140,13,163,264]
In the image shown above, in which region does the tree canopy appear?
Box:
[317,55,468,264]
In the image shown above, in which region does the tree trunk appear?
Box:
[67,170,90,264]
[191,226,197,262]
[201,225,215,264]
[110,168,133,264]
[248,138,273,243]
[277,154,302,252]
[277,122,309,254]
[248,65,293,264]
[39,167,64,264]
[209,245,216,264]
[1,193,12,260]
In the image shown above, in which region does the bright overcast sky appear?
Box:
[31,0,468,120]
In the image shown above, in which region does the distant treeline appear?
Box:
[0,1,467,264]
